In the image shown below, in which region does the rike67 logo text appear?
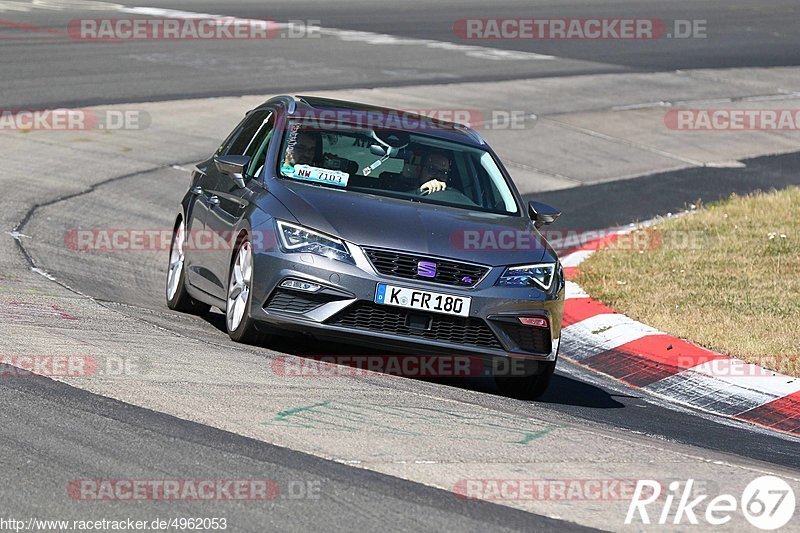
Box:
[626,476,795,530]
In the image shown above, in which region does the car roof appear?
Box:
[257,95,487,147]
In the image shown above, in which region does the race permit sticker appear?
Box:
[282,164,349,187]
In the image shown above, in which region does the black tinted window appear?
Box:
[224,110,273,156]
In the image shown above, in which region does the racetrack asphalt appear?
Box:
[2,0,800,108]
[2,1,800,531]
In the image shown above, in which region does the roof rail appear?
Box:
[259,95,297,113]
[452,123,485,145]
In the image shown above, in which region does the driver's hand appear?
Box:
[420,179,447,195]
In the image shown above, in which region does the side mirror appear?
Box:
[528,200,561,228]
[214,155,251,189]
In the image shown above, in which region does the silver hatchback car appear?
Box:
[166,95,564,399]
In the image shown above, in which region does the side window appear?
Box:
[243,113,275,178]
[215,120,244,156]
[221,109,272,157]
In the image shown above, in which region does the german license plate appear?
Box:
[374,283,471,317]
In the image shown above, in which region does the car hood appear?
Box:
[269,182,555,266]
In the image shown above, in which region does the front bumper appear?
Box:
[249,239,564,362]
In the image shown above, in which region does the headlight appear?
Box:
[275,220,354,264]
[496,263,556,290]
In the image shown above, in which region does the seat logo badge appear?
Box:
[417,261,437,278]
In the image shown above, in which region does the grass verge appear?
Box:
[575,187,800,376]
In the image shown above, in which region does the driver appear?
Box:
[417,152,451,195]
[284,130,321,167]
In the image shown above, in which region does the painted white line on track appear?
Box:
[543,116,709,167]
[645,372,781,416]
[564,281,588,300]
[4,1,557,61]
[115,5,555,61]
[7,230,29,241]
[687,360,800,398]
[561,249,594,267]
[561,313,660,361]
[30,267,59,282]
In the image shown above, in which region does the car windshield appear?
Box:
[276,117,520,215]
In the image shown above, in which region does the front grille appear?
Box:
[264,289,337,314]
[364,248,489,288]
[326,301,503,350]
[497,322,552,354]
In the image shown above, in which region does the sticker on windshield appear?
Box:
[362,154,390,177]
[281,164,349,187]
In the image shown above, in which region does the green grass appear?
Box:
[576,187,800,376]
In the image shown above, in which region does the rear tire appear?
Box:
[494,359,556,400]
[226,236,268,345]
[166,218,210,315]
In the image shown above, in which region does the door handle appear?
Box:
[191,186,203,195]
[208,195,220,207]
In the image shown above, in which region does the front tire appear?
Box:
[226,236,267,344]
[166,218,210,315]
